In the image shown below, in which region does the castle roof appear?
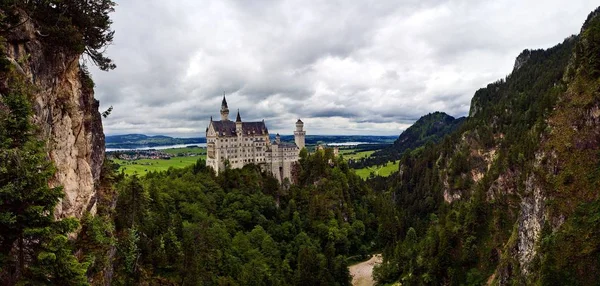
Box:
[236,109,242,122]
[276,142,297,148]
[211,120,267,137]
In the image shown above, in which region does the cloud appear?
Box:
[91,0,599,137]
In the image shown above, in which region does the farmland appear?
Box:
[111,146,206,175]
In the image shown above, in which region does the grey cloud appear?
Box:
[91,0,600,136]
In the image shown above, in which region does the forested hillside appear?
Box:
[80,148,381,285]
[373,7,600,285]
[105,134,205,149]
[4,1,600,285]
[350,112,464,169]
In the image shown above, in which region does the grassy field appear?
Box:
[342,150,375,161]
[112,145,394,179]
[114,155,206,176]
[337,148,399,179]
[353,160,399,179]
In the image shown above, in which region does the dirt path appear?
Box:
[349,254,382,286]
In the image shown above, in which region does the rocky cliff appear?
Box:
[376,6,600,285]
[2,9,105,219]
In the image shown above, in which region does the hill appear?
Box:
[105,134,206,149]
[106,134,396,150]
[373,6,600,285]
[389,112,465,153]
[349,112,465,169]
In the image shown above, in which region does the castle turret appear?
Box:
[220,94,229,121]
[236,109,242,135]
[276,133,281,144]
[294,119,306,149]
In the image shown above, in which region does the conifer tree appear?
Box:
[0,70,88,285]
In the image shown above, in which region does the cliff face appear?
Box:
[3,11,105,219]
[381,7,600,285]
[445,8,600,283]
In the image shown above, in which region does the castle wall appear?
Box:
[206,100,303,183]
[206,132,270,172]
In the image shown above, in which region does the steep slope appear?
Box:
[387,112,464,155]
[1,5,108,219]
[350,112,464,169]
[530,7,600,284]
[374,7,600,285]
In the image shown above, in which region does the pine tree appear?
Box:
[0,71,88,285]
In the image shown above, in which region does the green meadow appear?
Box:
[340,149,375,161]
[113,146,206,175]
[353,160,399,179]
[112,146,396,179]
[114,156,206,175]
[339,148,398,179]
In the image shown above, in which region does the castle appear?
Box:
[206,96,306,183]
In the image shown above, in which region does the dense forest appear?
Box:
[372,7,600,285]
[3,1,600,285]
[82,148,381,285]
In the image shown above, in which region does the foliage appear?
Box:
[106,149,377,285]
[0,65,87,284]
[0,0,116,70]
[349,112,464,169]
[371,12,590,285]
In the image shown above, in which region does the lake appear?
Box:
[106,143,207,152]
[106,141,380,152]
[325,142,376,146]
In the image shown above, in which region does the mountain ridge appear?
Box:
[350,112,465,169]
[373,7,600,285]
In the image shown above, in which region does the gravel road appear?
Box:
[349,254,382,286]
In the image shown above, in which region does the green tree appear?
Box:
[115,176,147,229]
[1,0,117,70]
[0,72,87,284]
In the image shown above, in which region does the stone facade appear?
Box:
[206,96,305,183]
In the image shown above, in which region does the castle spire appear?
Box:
[221,93,228,108]
[220,93,229,121]
[236,109,242,122]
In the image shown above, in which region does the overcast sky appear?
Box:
[91,0,599,137]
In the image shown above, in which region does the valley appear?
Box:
[108,143,403,179]
[2,2,600,285]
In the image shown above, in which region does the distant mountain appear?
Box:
[106,133,397,149]
[105,134,206,149]
[386,112,465,156]
[349,112,465,168]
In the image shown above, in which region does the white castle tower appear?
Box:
[294,119,306,150]
[206,95,307,183]
[220,95,229,121]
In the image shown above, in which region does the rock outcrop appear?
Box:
[3,11,105,219]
